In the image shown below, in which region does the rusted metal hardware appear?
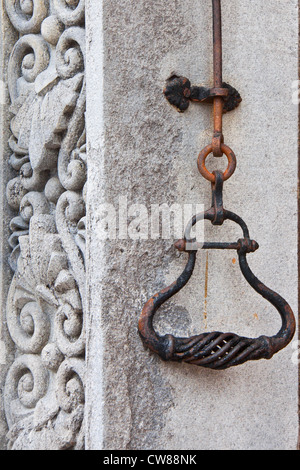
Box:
[139,0,295,369]
[139,211,295,369]
[163,76,242,114]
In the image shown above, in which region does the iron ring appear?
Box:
[197,144,236,182]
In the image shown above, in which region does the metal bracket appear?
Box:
[163,75,242,113]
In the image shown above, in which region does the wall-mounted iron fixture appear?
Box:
[138,0,295,370]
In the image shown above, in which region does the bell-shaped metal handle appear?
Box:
[138,210,295,370]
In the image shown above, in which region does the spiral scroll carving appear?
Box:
[5,0,49,34]
[7,291,50,354]
[53,0,85,26]
[56,27,85,80]
[5,355,49,427]
[8,34,50,102]
[56,358,85,413]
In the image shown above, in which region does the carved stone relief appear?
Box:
[4,0,86,450]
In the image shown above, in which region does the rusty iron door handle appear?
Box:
[138,0,296,370]
[138,208,295,370]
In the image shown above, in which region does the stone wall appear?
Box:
[0,0,299,450]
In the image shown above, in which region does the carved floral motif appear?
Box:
[4,0,86,450]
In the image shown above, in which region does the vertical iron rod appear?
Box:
[212,0,223,155]
[212,0,222,87]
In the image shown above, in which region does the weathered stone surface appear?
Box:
[0,5,19,450]
[1,0,86,450]
[0,0,298,451]
[86,0,298,450]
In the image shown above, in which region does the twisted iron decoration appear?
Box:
[138,0,296,369]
